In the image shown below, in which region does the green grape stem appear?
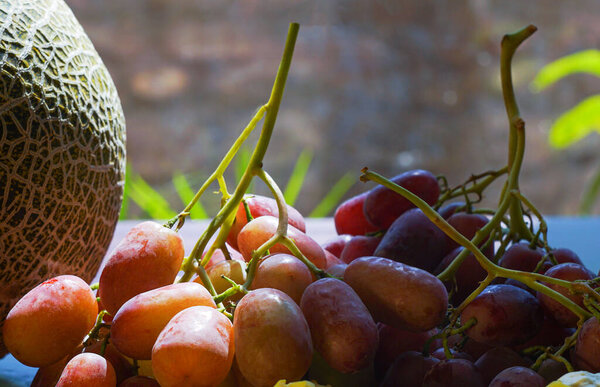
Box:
[176,22,299,284]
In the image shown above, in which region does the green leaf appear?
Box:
[128,172,177,219]
[308,172,356,217]
[284,149,313,206]
[119,162,132,220]
[531,49,600,92]
[548,94,600,148]
[172,171,208,219]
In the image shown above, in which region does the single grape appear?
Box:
[572,317,600,372]
[498,242,547,273]
[152,306,234,387]
[537,358,569,384]
[438,202,466,219]
[234,288,313,387]
[374,324,440,379]
[537,262,595,327]
[98,221,185,315]
[445,212,489,253]
[111,282,216,360]
[473,347,531,385]
[373,208,448,272]
[333,192,380,236]
[344,256,448,331]
[460,284,544,346]
[56,353,116,387]
[339,235,381,264]
[226,194,306,251]
[3,275,97,367]
[488,366,545,387]
[363,169,440,229]
[422,358,485,387]
[84,341,136,384]
[380,351,440,387]
[321,234,353,257]
[237,215,327,269]
[549,247,584,266]
[251,253,314,305]
[300,278,378,374]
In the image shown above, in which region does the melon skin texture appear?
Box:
[0,0,126,355]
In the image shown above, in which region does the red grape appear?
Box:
[363,169,440,229]
[300,278,378,373]
[3,275,97,367]
[334,192,380,235]
[460,284,544,346]
[344,256,448,331]
[98,221,185,315]
[374,208,448,272]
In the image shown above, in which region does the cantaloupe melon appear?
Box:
[0,0,126,355]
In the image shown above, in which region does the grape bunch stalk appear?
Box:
[4,22,600,387]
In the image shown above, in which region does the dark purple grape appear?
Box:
[438,202,466,219]
[573,317,600,372]
[374,208,448,272]
[549,247,583,266]
[474,347,531,385]
[334,192,380,236]
[300,278,378,374]
[344,257,448,332]
[460,284,544,346]
[537,359,568,384]
[340,235,381,264]
[498,242,547,273]
[374,323,440,379]
[537,262,595,327]
[422,359,485,387]
[488,366,545,387]
[364,169,440,230]
[513,316,574,351]
[445,212,489,252]
[380,351,439,387]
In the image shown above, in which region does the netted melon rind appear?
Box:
[0,0,126,355]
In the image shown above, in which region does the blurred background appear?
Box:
[67,0,600,218]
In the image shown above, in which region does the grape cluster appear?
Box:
[4,22,600,387]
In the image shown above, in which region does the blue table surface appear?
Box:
[2,216,600,386]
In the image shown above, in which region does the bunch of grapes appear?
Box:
[4,23,600,387]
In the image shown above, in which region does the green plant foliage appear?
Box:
[533,49,600,213]
[284,149,313,206]
[172,172,209,219]
[531,49,600,92]
[548,95,600,148]
[125,166,178,219]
